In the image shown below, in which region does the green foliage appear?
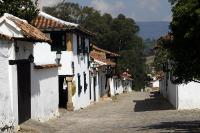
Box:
[153,37,170,73]
[0,0,39,22]
[143,38,156,57]
[168,0,200,83]
[44,2,147,90]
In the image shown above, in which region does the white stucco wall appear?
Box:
[159,73,200,109]
[115,79,124,94]
[159,74,178,108]
[110,78,115,96]
[167,78,178,108]
[59,51,73,75]
[178,82,200,109]
[0,40,33,130]
[90,73,100,102]
[98,68,108,97]
[31,42,59,121]
[0,40,15,131]
[33,42,56,65]
[159,78,166,97]
[31,67,59,122]
[123,80,132,92]
[152,80,159,88]
[72,34,90,110]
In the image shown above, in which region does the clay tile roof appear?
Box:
[121,71,133,81]
[0,33,14,41]
[7,17,51,43]
[31,12,95,37]
[31,16,67,29]
[90,51,116,66]
[92,45,120,57]
[34,64,61,69]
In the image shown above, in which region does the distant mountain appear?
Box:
[137,21,170,40]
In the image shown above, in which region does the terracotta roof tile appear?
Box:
[121,71,133,80]
[34,64,61,69]
[92,45,120,57]
[32,16,67,29]
[90,51,116,66]
[7,17,51,43]
[31,12,95,37]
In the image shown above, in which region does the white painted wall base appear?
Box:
[160,74,200,110]
[31,66,59,122]
[0,41,15,132]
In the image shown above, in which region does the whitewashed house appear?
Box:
[90,45,120,100]
[160,73,200,110]
[0,13,59,131]
[120,71,133,93]
[110,72,133,95]
[32,12,94,110]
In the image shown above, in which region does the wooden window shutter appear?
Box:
[77,35,80,54]
[84,72,87,93]
[78,73,82,96]
[66,33,73,51]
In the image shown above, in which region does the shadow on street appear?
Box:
[133,91,174,112]
[137,120,200,133]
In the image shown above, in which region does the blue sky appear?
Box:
[39,0,172,22]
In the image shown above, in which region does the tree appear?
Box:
[153,35,171,73]
[168,0,200,83]
[0,0,39,22]
[43,2,81,23]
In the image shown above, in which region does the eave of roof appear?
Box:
[0,13,51,43]
[31,12,95,37]
[34,64,61,69]
[8,17,51,43]
[0,33,14,41]
[92,45,120,57]
[90,51,116,66]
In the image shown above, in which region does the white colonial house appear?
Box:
[32,12,94,111]
[110,71,133,95]
[90,45,121,100]
[0,13,59,131]
[160,73,200,110]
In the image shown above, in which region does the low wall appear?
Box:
[31,66,59,122]
[178,82,200,109]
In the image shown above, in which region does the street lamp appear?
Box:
[56,51,62,65]
[28,54,34,63]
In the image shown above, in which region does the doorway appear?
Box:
[59,77,68,108]
[17,61,31,124]
[93,76,96,101]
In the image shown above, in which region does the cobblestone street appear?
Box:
[19,92,200,133]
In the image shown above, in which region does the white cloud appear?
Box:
[34,0,62,10]
[135,0,161,13]
[90,0,125,16]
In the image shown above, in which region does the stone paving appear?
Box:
[18,92,200,133]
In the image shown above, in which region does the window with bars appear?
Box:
[84,72,87,93]
[78,73,82,96]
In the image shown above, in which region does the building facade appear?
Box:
[32,12,94,110]
[0,13,59,131]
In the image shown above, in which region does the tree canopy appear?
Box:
[44,2,147,90]
[166,0,200,83]
[0,0,39,22]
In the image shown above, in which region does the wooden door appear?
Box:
[17,61,31,124]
